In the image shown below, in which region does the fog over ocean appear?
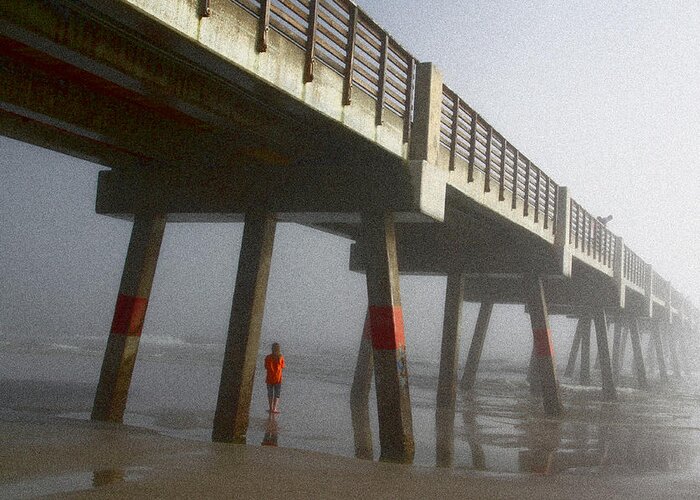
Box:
[2,137,700,489]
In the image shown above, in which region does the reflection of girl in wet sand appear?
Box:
[261,414,279,447]
[265,342,285,414]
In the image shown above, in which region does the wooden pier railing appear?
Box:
[229,0,697,323]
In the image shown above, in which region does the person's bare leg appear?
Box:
[267,390,273,413]
[272,397,280,413]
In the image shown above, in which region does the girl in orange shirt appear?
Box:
[264,342,285,413]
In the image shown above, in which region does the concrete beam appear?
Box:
[0,108,146,171]
[348,221,563,277]
[0,4,287,141]
[96,164,415,217]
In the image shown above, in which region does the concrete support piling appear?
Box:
[212,211,276,443]
[579,316,592,386]
[652,321,669,383]
[435,405,455,468]
[524,274,563,416]
[619,326,628,375]
[437,271,467,408]
[676,325,690,375]
[611,319,623,380]
[645,331,657,373]
[350,311,374,460]
[460,301,493,392]
[92,213,166,422]
[667,325,682,379]
[526,347,542,396]
[361,212,414,463]
[680,324,692,372]
[593,310,617,401]
[627,317,649,389]
[564,318,585,378]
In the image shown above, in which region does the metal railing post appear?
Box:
[554,186,571,277]
[613,237,625,308]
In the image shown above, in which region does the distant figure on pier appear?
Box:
[265,342,285,414]
[597,215,613,226]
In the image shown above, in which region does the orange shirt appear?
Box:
[265,354,285,384]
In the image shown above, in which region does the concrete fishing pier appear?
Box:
[1,0,697,465]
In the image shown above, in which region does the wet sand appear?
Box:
[2,344,700,497]
[2,414,700,499]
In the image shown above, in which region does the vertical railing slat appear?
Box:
[552,185,558,234]
[403,57,414,143]
[375,32,389,125]
[511,150,519,209]
[533,167,540,223]
[304,0,319,83]
[257,0,272,53]
[342,2,358,106]
[448,95,460,171]
[544,175,550,229]
[467,110,478,182]
[484,126,492,192]
[523,158,531,217]
[499,139,507,201]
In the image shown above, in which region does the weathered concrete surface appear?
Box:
[460,301,493,392]
[92,213,165,422]
[3,0,696,331]
[212,211,276,444]
[0,0,433,223]
[436,271,466,408]
[350,311,374,460]
[524,275,563,416]
[593,311,617,401]
[627,317,649,389]
[563,317,585,379]
[361,212,414,463]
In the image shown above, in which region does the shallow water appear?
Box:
[1,336,699,479]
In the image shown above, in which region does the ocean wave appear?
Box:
[139,334,189,347]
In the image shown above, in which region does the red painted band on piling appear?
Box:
[368,306,405,350]
[533,328,553,357]
[111,293,148,336]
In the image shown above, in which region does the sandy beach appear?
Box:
[1,413,700,499]
[2,340,700,498]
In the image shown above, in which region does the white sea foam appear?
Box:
[139,334,189,347]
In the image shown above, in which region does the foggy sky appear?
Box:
[1,1,698,362]
[360,0,700,303]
